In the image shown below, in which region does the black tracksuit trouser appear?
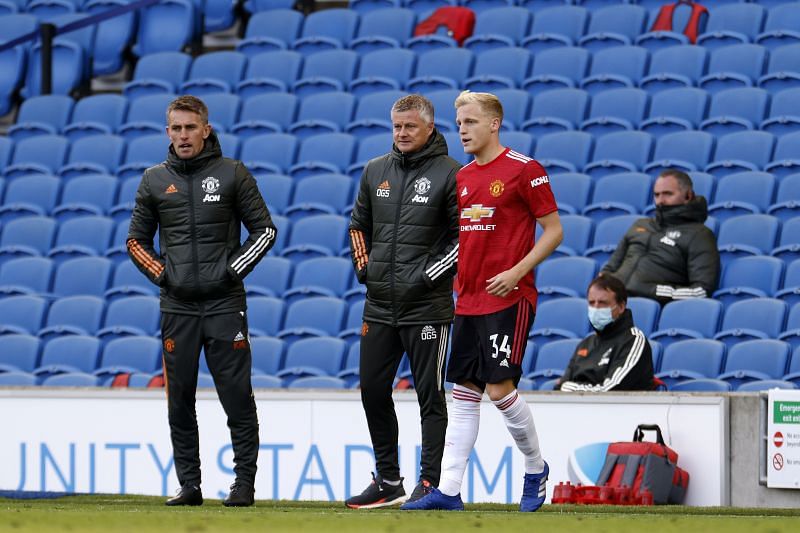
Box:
[359,321,449,485]
[161,310,259,488]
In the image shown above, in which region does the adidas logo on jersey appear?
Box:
[234,331,245,342]
[165,184,178,194]
[461,187,468,197]
[499,358,509,368]
[376,180,390,198]
[420,325,437,341]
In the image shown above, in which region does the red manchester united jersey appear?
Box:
[455,147,558,316]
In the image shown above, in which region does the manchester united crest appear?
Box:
[489,179,504,197]
[201,176,219,194]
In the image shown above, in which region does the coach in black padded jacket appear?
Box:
[127,96,276,508]
[345,94,460,508]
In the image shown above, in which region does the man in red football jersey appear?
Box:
[402,91,563,512]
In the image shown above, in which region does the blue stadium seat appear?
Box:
[525,338,579,389]
[761,87,800,138]
[22,40,84,98]
[198,93,241,132]
[696,3,766,51]
[0,334,41,374]
[346,90,405,139]
[670,378,732,392]
[350,0,399,13]
[236,9,304,56]
[254,174,293,216]
[236,51,303,99]
[280,214,349,263]
[756,3,800,50]
[277,336,347,384]
[700,88,770,137]
[7,94,74,142]
[494,89,530,131]
[461,0,514,14]
[737,379,797,391]
[536,257,596,303]
[282,256,353,304]
[250,336,285,376]
[0,256,53,296]
[583,214,640,265]
[626,297,660,337]
[288,92,356,140]
[35,335,101,378]
[583,172,653,222]
[96,295,160,343]
[407,47,474,93]
[581,88,649,138]
[0,44,26,117]
[656,339,726,387]
[403,0,455,17]
[717,214,780,267]
[347,132,393,178]
[551,214,593,256]
[785,345,800,385]
[0,174,61,224]
[585,133,654,179]
[240,133,298,175]
[698,43,767,94]
[645,130,715,174]
[348,49,415,97]
[463,6,531,53]
[4,134,69,180]
[500,131,534,158]
[0,294,48,335]
[284,174,353,222]
[718,339,790,389]
[133,0,197,57]
[581,46,650,95]
[94,336,161,378]
[0,137,12,174]
[26,0,75,19]
[59,134,125,180]
[277,297,347,344]
[522,88,588,138]
[522,46,590,94]
[714,256,784,308]
[48,215,114,263]
[765,131,800,180]
[51,256,113,297]
[37,294,105,341]
[269,214,290,256]
[116,134,166,182]
[757,43,800,95]
[62,93,128,141]
[118,94,176,141]
[578,4,648,52]
[292,8,359,56]
[41,372,100,387]
[289,133,356,179]
[779,303,800,352]
[288,375,348,389]
[350,7,417,54]
[521,5,588,55]
[463,47,531,93]
[337,342,361,386]
[534,131,594,174]
[216,132,240,159]
[84,0,137,76]
[338,299,366,345]
[292,49,359,98]
[708,171,776,222]
[640,87,709,139]
[772,218,800,265]
[715,298,788,349]
[180,51,247,96]
[650,298,723,347]
[246,296,285,337]
[639,45,708,94]
[528,298,589,350]
[123,52,191,100]
[251,374,283,388]
[0,216,57,264]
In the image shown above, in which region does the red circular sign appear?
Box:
[774,431,784,448]
[773,453,784,471]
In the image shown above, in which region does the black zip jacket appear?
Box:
[127,131,276,315]
[349,130,461,326]
[557,309,654,391]
[600,196,720,304]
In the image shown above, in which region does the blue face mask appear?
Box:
[588,306,616,331]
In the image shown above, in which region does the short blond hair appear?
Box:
[166,95,209,124]
[453,90,504,122]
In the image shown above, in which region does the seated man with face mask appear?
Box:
[555,275,655,392]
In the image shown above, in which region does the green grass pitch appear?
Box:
[2,496,799,533]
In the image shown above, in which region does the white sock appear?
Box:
[438,385,482,496]
[493,390,545,474]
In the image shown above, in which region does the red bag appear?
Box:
[595,424,690,504]
[413,6,476,46]
[650,0,709,44]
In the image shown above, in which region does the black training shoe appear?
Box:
[223,481,255,507]
[344,473,406,509]
[406,479,434,503]
[165,484,203,506]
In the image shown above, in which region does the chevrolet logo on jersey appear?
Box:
[461,204,496,222]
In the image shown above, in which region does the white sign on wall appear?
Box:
[767,389,800,489]
[0,390,727,505]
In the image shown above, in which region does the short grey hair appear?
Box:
[391,94,434,124]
